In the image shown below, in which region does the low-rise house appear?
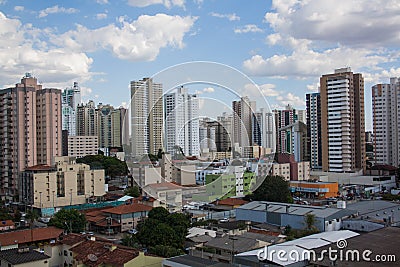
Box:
[143,182,183,213]
[0,247,50,267]
[86,203,152,233]
[44,233,163,267]
[211,198,248,210]
[0,220,15,231]
[0,227,63,251]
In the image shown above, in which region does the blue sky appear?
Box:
[1,0,400,130]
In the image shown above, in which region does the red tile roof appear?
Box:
[25,165,54,171]
[70,240,139,267]
[0,227,63,246]
[0,220,15,227]
[212,198,248,206]
[102,203,152,215]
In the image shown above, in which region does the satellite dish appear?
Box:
[87,254,98,262]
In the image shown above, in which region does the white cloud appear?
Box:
[80,86,93,97]
[234,24,263,34]
[265,0,400,47]
[0,12,93,88]
[127,0,185,8]
[244,0,400,80]
[276,92,305,107]
[96,0,109,4]
[38,5,79,18]
[51,14,196,61]
[14,6,24,11]
[243,46,393,78]
[210,12,240,21]
[203,87,214,93]
[244,83,280,99]
[96,13,107,20]
[306,82,319,92]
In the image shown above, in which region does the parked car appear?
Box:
[219,218,229,223]
[39,217,50,224]
[128,229,138,234]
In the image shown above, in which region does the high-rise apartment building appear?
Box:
[76,101,127,149]
[320,68,365,172]
[61,82,81,136]
[130,78,163,158]
[164,87,200,156]
[217,112,233,152]
[0,73,62,200]
[306,93,322,169]
[76,100,98,137]
[372,77,400,166]
[274,104,297,154]
[199,118,232,153]
[232,96,256,147]
[253,108,275,152]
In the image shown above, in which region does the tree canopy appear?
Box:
[130,207,190,257]
[76,154,128,178]
[125,186,140,197]
[247,175,293,203]
[48,209,86,233]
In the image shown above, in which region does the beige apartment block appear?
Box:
[19,156,105,210]
[68,135,98,158]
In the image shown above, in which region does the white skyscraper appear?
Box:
[253,108,275,152]
[164,87,199,156]
[372,77,400,166]
[62,82,81,136]
[130,78,163,158]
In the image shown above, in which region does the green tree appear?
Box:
[304,213,316,231]
[133,207,191,256]
[148,207,170,222]
[125,186,140,198]
[76,155,128,178]
[48,209,86,233]
[25,209,39,228]
[248,175,292,203]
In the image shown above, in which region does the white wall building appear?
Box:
[130,78,163,158]
[164,87,200,156]
[372,77,400,166]
[62,82,81,136]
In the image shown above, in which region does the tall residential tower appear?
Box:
[320,68,365,172]
[372,77,400,166]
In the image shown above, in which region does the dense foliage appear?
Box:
[48,209,87,233]
[76,155,128,178]
[124,207,190,257]
[246,175,293,203]
[125,186,140,197]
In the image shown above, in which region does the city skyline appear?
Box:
[1,1,400,130]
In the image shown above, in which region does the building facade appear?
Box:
[67,135,98,158]
[130,78,163,158]
[253,108,275,152]
[164,87,200,156]
[320,68,366,172]
[274,105,297,154]
[61,82,81,136]
[306,93,322,170]
[19,156,105,214]
[0,74,62,201]
[232,96,256,148]
[372,77,400,166]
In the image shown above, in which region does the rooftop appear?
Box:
[0,227,63,246]
[0,248,50,265]
[163,254,231,267]
[144,181,182,190]
[237,201,357,220]
[24,164,55,171]
[212,198,248,206]
[0,220,15,227]
[102,203,152,215]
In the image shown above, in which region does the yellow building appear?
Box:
[20,156,105,215]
